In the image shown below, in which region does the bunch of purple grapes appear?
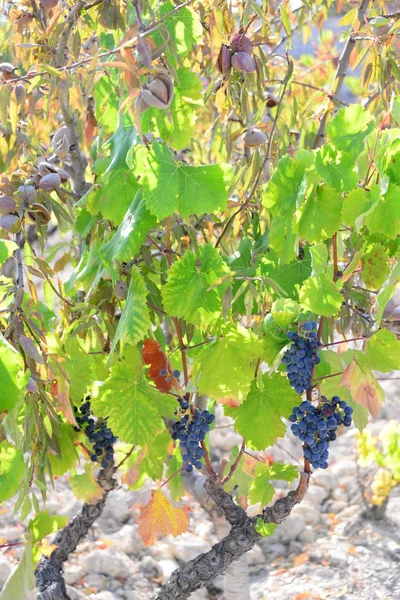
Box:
[281,321,320,393]
[289,396,353,469]
[172,399,215,472]
[74,397,117,469]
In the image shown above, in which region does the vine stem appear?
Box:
[221,438,246,484]
[201,441,217,482]
[160,461,190,488]
[165,217,189,386]
[313,371,344,382]
[323,337,367,347]
[332,233,339,282]
[116,444,136,469]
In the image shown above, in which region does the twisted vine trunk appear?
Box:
[154,474,309,600]
[214,517,250,600]
[34,465,117,600]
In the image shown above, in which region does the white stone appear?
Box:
[0,526,23,543]
[328,500,348,514]
[291,501,320,526]
[66,585,86,599]
[158,558,179,583]
[139,556,162,578]
[64,564,85,585]
[106,524,142,555]
[312,470,336,489]
[298,525,317,544]
[330,460,356,478]
[88,593,118,600]
[98,490,132,529]
[169,533,211,562]
[332,488,348,502]
[188,589,208,599]
[85,573,107,589]
[267,542,287,556]
[274,514,305,541]
[0,558,13,587]
[305,486,329,505]
[84,549,136,579]
[336,505,360,519]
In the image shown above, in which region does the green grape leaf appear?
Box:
[271,299,301,329]
[373,259,400,326]
[0,443,24,502]
[92,358,173,445]
[136,429,171,485]
[297,185,343,243]
[0,334,25,412]
[254,519,278,537]
[342,187,378,230]
[340,352,384,419]
[249,461,298,506]
[87,168,139,225]
[262,156,306,262]
[310,243,328,276]
[365,329,400,372]
[99,191,157,278]
[258,248,312,300]
[162,244,230,326]
[190,324,263,402]
[299,274,343,316]
[361,244,390,289]
[70,464,105,503]
[365,184,400,240]
[326,105,375,159]
[63,337,95,403]
[133,143,180,219]
[178,164,228,217]
[49,424,79,476]
[111,267,151,352]
[28,511,68,544]
[226,374,299,449]
[315,145,358,192]
[166,445,185,501]
[0,542,35,600]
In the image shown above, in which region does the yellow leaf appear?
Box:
[137,489,190,546]
[209,7,223,65]
[70,465,105,504]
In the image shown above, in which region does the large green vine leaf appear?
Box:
[190,324,264,402]
[226,374,299,449]
[92,357,175,445]
[162,244,230,326]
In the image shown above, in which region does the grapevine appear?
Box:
[289,396,353,469]
[281,321,320,393]
[172,399,215,472]
[74,397,117,469]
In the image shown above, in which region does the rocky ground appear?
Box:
[0,380,399,600]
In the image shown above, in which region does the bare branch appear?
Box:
[313,0,371,148]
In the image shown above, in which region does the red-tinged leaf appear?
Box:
[49,378,77,426]
[137,488,190,546]
[85,111,98,146]
[340,353,384,418]
[142,339,173,392]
